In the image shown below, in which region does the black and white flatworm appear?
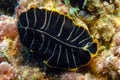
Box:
[18,7,98,71]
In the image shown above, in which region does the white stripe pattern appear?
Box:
[22,29,27,42]
[48,44,57,62]
[33,8,37,27]
[66,25,75,41]
[78,36,91,44]
[56,14,60,25]
[71,49,77,68]
[45,11,52,30]
[56,45,62,66]
[70,29,85,42]
[57,16,65,37]
[22,11,31,42]
[41,10,47,29]
[35,29,80,49]
[26,12,29,28]
[38,34,45,51]
[83,42,93,53]
[43,40,51,55]
[65,49,70,68]
[30,38,35,49]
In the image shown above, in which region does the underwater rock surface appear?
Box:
[0,0,120,80]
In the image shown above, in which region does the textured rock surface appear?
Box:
[0,0,120,80]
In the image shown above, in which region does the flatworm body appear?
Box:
[18,7,98,71]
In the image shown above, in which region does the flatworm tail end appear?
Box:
[90,39,98,58]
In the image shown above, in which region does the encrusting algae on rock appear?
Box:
[0,15,45,79]
[0,0,120,80]
[0,62,15,80]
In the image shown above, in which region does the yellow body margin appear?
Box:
[91,39,99,58]
[43,60,79,71]
[24,7,99,72]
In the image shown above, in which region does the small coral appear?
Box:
[0,15,18,41]
[113,28,120,46]
[60,72,84,80]
[60,72,106,80]
[93,15,115,42]
[0,54,7,63]
[91,50,120,79]
[0,62,16,80]
[15,0,41,17]
[0,39,9,51]
[0,15,20,57]
[15,66,45,80]
[90,27,120,80]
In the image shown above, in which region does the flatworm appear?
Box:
[18,7,98,71]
